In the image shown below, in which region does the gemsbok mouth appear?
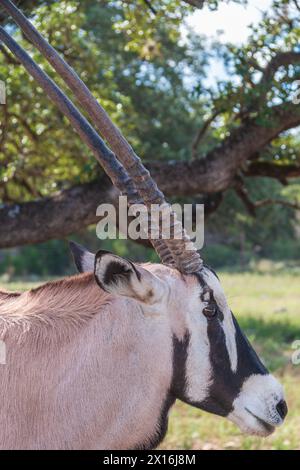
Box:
[245,408,275,434]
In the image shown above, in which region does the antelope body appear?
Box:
[0,0,288,450]
[0,244,288,449]
[0,270,170,450]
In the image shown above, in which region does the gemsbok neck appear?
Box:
[0,273,111,338]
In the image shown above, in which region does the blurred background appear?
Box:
[0,0,299,449]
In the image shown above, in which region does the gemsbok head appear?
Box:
[0,0,288,450]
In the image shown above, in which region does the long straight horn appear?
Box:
[0,25,173,266]
[1,0,203,273]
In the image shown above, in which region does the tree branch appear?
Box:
[183,0,205,8]
[254,198,300,211]
[0,44,20,65]
[0,176,119,248]
[191,109,221,159]
[1,100,300,248]
[240,50,300,116]
[293,0,300,12]
[234,178,256,216]
[9,112,38,143]
[153,102,300,196]
[13,175,43,198]
[246,161,300,181]
[234,177,300,215]
[142,0,157,15]
[260,51,300,87]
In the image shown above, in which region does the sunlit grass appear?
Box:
[1,272,300,450]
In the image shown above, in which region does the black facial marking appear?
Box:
[203,303,218,318]
[135,334,189,450]
[170,333,190,401]
[232,314,268,377]
[134,393,175,450]
[172,270,269,418]
[203,264,220,280]
[198,311,237,416]
[199,275,224,321]
[218,306,224,322]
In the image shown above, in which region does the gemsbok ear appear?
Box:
[94,251,167,305]
[69,241,95,273]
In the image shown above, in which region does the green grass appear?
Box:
[1,272,300,450]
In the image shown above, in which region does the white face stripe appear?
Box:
[185,317,212,403]
[203,269,238,373]
[176,268,238,404]
[222,308,238,372]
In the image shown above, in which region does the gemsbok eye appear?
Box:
[203,304,218,318]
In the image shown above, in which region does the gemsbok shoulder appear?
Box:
[0,0,287,450]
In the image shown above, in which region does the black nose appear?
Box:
[276,399,288,420]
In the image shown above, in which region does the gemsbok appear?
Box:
[0,0,288,450]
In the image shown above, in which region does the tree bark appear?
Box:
[1,1,300,249]
[1,102,300,249]
[0,177,119,248]
[151,103,300,195]
[246,161,300,180]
